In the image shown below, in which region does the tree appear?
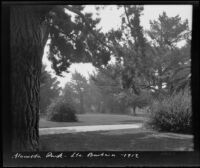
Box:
[63,71,88,113]
[95,6,190,115]
[10,5,111,151]
[91,64,126,114]
[47,5,111,75]
[40,65,61,116]
[168,41,191,93]
[116,89,152,115]
[105,5,150,96]
[71,71,88,113]
[90,63,152,115]
[146,12,191,96]
[10,6,51,151]
[108,9,191,99]
[103,5,151,115]
[63,72,103,114]
[147,12,189,49]
[85,77,103,113]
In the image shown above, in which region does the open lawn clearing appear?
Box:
[39,113,193,151]
[40,113,148,128]
[39,128,193,151]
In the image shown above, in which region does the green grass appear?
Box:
[39,128,193,151]
[40,113,148,128]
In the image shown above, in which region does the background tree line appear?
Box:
[41,5,191,118]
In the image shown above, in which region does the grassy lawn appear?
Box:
[39,113,193,151]
[39,128,193,151]
[39,113,148,128]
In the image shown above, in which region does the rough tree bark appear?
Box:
[10,6,49,151]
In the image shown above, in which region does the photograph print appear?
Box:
[2,2,200,167]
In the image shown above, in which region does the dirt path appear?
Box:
[39,123,143,135]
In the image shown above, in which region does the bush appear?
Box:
[148,89,192,134]
[47,97,78,122]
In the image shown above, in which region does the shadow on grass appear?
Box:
[39,129,193,151]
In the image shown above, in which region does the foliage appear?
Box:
[147,11,190,48]
[145,12,191,96]
[90,62,153,115]
[105,5,148,95]
[63,71,88,113]
[46,5,191,116]
[104,9,191,99]
[90,64,126,114]
[91,64,123,94]
[46,5,111,76]
[83,78,103,113]
[148,88,192,134]
[116,89,152,112]
[168,42,191,93]
[47,97,78,122]
[40,65,61,115]
[89,5,153,114]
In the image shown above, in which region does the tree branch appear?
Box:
[123,5,136,43]
[64,5,113,51]
[124,5,133,30]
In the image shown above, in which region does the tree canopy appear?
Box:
[45,5,112,76]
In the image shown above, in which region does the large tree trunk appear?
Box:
[10,6,47,151]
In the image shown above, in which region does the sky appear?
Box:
[42,5,193,88]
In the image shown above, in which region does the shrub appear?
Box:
[47,97,78,122]
[148,89,192,134]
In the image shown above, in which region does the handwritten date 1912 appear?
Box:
[121,153,139,158]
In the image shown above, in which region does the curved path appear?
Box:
[39,123,143,135]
